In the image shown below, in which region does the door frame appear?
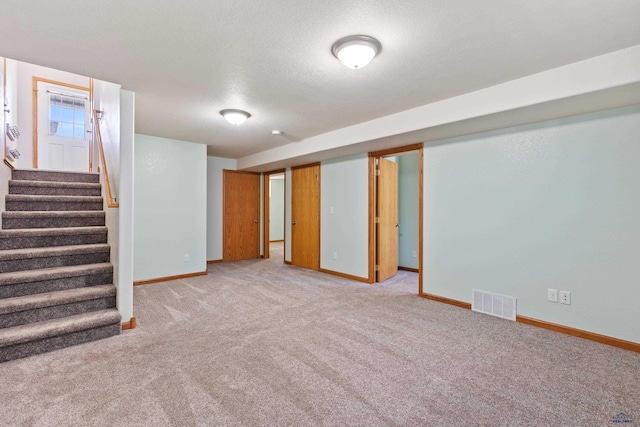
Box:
[368,143,424,294]
[262,168,286,260]
[32,76,92,170]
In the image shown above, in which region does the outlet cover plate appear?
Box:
[560,290,571,305]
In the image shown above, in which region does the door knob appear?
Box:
[395,223,400,228]
[291,221,297,225]
[253,219,259,223]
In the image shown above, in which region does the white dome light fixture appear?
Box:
[331,35,382,69]
[220,109,251,125]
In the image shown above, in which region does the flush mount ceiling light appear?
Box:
[331,35,382,69]
[271,130,283,135]
[220,109,251,125]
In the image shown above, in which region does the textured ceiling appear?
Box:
[2,0,640,159]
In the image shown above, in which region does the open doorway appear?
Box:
[263,169,286,261]
[369,143,423,294]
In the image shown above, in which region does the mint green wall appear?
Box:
[206,156,236,261]
[134,134,207,281]
[423,104,640,343]
[284,168,292,262]
[320,154,369,278]
[397,153,419,269]
[269,178,285,241]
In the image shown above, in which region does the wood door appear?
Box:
[376,157,398,282]
[223,170,260,261]
[291,164,320,270]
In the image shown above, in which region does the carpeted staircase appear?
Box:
[0,169,121,362]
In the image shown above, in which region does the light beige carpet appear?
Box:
[0,243,638,426]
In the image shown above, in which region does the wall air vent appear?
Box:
[472,289,517,321]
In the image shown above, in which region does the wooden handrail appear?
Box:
[93,109,119,208]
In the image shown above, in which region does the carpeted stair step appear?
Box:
[0,263,113,299]
[0,226,108,250]
[5,195,103,211]
[11,169,100,184]
[0,285,117,328]
[9,180,102,197]
[0,309,121,362]
[0,244,110,274]
[1,211,105,229]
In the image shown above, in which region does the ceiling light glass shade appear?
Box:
[220,109,251,125]
[332,35,382,69]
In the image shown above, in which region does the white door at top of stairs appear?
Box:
[36,81,90,172]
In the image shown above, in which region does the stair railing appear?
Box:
[93,109,118,208]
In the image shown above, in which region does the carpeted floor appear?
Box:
[0,243,638,426]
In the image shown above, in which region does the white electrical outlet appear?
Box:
[330,207,335,214]
[412,250,417,258]
[184,254,190,262]
[560,291,571,305]
[333,252,338,260]
[548,288,558,302]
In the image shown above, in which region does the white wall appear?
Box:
[4,59,18,167]
[117,90,135,321]
[397,153,419,269]
[269,178,285,241]
[0,59,10,216]
[134,134,207,281]
[93,79,121,199]
[206,156,236,261]
[423,104,640,343]
[320,154,369,278]
[15,61,90,169]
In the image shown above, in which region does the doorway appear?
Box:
[223,170,261,261]
[34,79,91,171]
[262,169,286,261]
[369,144,423,294]
[291,163,320,271]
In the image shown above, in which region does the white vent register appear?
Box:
[472,289,517,321]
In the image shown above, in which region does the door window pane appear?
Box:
[74,124,85,139]
[48,92,87,140]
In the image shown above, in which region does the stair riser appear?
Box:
[0,252,110,274]
[8,185,101,197]
[5,200,103,211]
[11,170,100,184]
[0,296,116,329]
[2,215,105,229]
[0,272,113,299]
[0,233,107,251]
[0,322,120,363]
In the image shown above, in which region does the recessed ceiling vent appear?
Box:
[472,289,517,321]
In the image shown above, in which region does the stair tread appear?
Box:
[0,309,121,347]
[2,211,105,217]
[0,263,112,286]
[12,170,100,184]
[0,285,116,315]
[0,243,110,261]
[6,194,103,202]
[9,180,101,189]
[0,226,107,238]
